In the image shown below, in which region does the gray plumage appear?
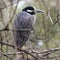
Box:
[13,6,44,48]
[13,11,36,48]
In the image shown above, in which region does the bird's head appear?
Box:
[22,6,45,15]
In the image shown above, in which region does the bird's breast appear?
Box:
[30,15,36,25]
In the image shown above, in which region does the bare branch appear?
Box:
[0,50,12,59]
[0,41,60,59]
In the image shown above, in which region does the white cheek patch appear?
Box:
[27,10,32,12]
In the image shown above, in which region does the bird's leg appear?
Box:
[15,46,20,60]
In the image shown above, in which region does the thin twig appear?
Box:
[0,0,20,10]
[0,50,12,59]
[0,41,60,56]
[0,28,31,32]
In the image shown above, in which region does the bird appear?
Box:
[13,6,44,49]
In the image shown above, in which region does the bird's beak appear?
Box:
[35,9,45,13]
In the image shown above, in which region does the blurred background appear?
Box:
[0,0,60,60]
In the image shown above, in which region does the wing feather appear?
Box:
[13,11,33,48]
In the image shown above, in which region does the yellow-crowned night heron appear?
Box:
[13,6,44,48]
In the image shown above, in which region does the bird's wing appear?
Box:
[14,12,33,30]
[13,12,33,48]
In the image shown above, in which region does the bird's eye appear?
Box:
[27,10,33,12]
